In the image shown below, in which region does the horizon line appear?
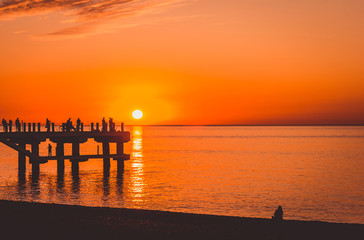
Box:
[2,123,363,127]
[131,124,364,127]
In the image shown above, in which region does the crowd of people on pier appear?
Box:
[2,118,20,132]
[102,117,116,132]
[1,118,54,133]
[1,117,120,133]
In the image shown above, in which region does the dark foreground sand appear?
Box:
[0,200,363,240]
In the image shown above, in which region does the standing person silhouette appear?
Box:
[109,118,115,132]
[15,118,20,132]
[48,144,52,157]
[76,118,81,132]
[8,119,13,132]
[2,119,8,132]
[46,119,51,132]
[102,118,106,132]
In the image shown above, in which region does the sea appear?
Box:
[0,126,363,224]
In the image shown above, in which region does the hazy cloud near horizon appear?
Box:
[0,0,185,37]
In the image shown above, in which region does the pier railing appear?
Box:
[0,122,125,133]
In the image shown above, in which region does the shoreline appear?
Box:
[1,200,363,240]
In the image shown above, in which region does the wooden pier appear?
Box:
[0,122,130,174]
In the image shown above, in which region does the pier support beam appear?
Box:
[72,142,80,174]
[117,141,124,171]
[117,159,124,171]
[31,143,40,174]
[117,142,124,155]
[18,142,26,173]
[56,142,65,175]
[102,142,110,171]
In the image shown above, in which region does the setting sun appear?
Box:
[132,110,143,120]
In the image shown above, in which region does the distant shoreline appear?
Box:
[1,200,363,240]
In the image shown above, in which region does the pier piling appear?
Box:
[18,142,26,173]
[116,141,124,171]
[72,142,80,173]
[31,143,40,173]
[56,143,65,174]
[102,142,110,170]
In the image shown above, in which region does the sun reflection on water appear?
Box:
[129,126,146,206]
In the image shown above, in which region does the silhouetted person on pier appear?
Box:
[8,119,13,132]
[102,117,107,132]
[46,119,51,132]
[2,119,8,132]
[109,118,115,132]
[76,118,81,132]
[65,118,70,131]
[272,206,283,221]
[48,144,52,157]
[66,118,76,132]
[15,118,21,132]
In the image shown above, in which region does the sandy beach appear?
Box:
[0,200,363,240]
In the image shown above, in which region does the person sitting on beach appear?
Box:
[272,206,283,220]
[2,119,8,132]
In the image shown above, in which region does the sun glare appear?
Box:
[132,110,143,120]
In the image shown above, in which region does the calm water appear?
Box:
[0,126,363,224]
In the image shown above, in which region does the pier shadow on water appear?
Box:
[15,165,127,205]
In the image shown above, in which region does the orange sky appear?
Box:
[1,0,364,125]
